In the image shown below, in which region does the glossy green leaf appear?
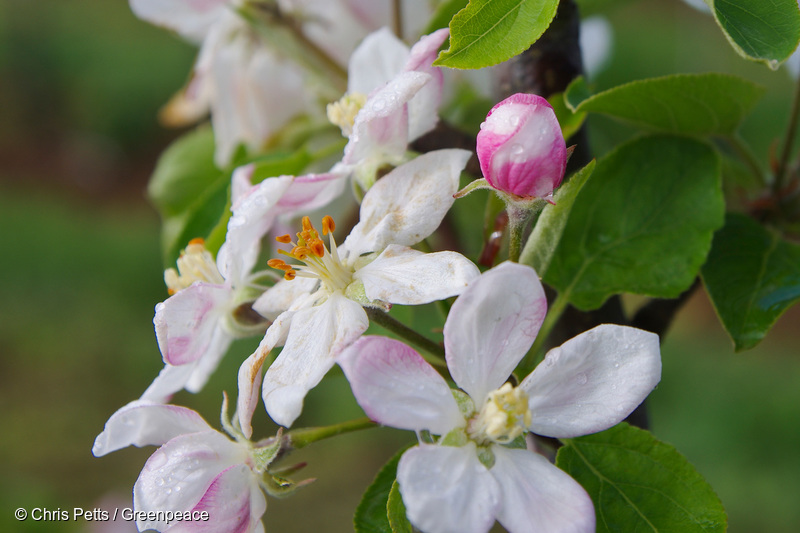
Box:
[564,74,764,136]
[354,446,411,533]
[520,160,595,274]
[557,423,727,533]
[701,213,800,351]
[708,0,800,68]
[543,135,724,310]
[548,92,586,142]
[387,481,412,533]
[434,0,559,69]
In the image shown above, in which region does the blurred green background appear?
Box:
[1,0,798,532]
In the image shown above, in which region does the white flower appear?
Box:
[237,149,480,432]
[145,165,345,401]
[327,27,450,188]
[339,262,662,533]
[93,401,266,533]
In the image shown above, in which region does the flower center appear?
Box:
[327,92,367,136]
[268,216,353,292]
[468,383,532,445]
[164,238,225,295]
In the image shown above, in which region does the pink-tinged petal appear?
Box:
[445,262,547,404]
[262,293,368,427]
[338,336,463,433]
[237,314,292,439]
[345,149,471,256]
[355,245,479,305]
[164,464,264,533]
[343,71,429,167]
[129,0,228,43]
[522,324,661,438]
[277,171,348,213]
[92,401,211,457]
[404,28,449,140]
[154,283,232,366]
[491,446,595,533]
[134,431,247,531]
[477,93,567,198]
[219,175,294,282]
[347,27,409,94]
[397,443,500,533]
[252,277,319,321]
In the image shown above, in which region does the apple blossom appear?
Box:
[144,165,345,402]
[338,262,662,533]
[93,401,266,533]
[237,149,480,432]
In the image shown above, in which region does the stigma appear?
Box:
[164,238,225,295]
[268,216,353,293]
[327,92,367,136]
[468,383,532,445]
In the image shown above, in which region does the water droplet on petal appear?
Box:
[576,372,588,385]
[148,451,167,470]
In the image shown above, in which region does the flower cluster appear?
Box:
[94,5,662,533]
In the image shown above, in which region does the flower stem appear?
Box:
[288,417,376,449]
[507,205,533,263]
[516,292,569,377]
[365,307,448,367]
[776,74,800,193]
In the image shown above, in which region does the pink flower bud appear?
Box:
[477,93,567,199]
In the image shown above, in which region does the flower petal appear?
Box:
[92,401,211,457]
[252,277,319,321]
[134,431,247,531]
[397,443,500,533]
[262,293,368,426]
[345,149,472,256]
[491,446,595,533]
[522,324,661,438]
[164,464,265,533]
[355,244,479,305]
[347,27,409,94]
[404,28,449,141]
[141,363,197,403]
[154,283,232,366]
[130,0,228,43]
[445,262,547,403]
[338,336,463,433]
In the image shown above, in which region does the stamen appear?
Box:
[188,237,205,246]
[322,216,335,235]
[276,234,292,244]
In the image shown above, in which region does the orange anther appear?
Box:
[311,241,325,257]
[167,288,176,296]
[301,216,313,231]
[188,237,205,246]
[267,258,287,268]
[322,215,335,235]
[284,270,296,280]
[292,246,310,260]
[276,234,292,244]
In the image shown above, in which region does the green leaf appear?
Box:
[564,74,765,136]
[708,0,800,68]
[424,0,470,33]
[434,0,559,69]
[557,423,727,533]
[548,92,586,142]
[543,135,724,310]
[387,481,413,533]
[354,446,412,533]
[520,160,595,274]
[701,213,800,351]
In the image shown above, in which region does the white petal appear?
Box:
[154,283,232,366]
[343,71,429,168]
[338,336,463,433]
[237,315,292,439]
[397,443,500,533]
[92,401,211,457]
[164,464,264,533]
[220,175,294,282]
[355,245,479,304]
[134,431,247,531]
[445,262,547,403]
[252,277,319,321]
[184,325,235,393]
[491,447,595,533]
[130,0,228,43]
[262,293,368,426]
[141,363,196,403]
[345,149,472,256]
[522,324,661,438]
[404,29,449,140]
[277,171,348,213]
[347,27,409,94]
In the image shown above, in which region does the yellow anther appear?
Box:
[322,215,335,235]
[276,234,292,244]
